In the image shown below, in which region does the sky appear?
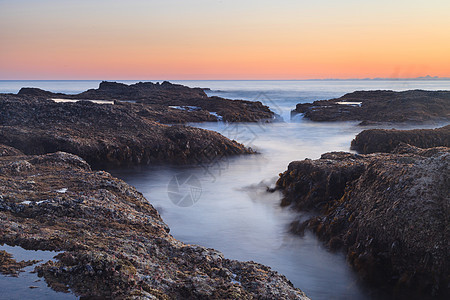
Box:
[1,0,450,80]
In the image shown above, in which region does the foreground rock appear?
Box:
[0,95,251,167]
[293,90,450,124]
[0,151,309,299]
[351,125,450,153]
[276,146,449,298]
[18,81,275,122]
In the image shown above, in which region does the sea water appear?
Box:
[0,245,74,300]
[1,79,449,299]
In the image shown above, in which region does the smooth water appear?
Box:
[109,120,366,299]
[0,245,75,300]
[108,119,444,300]
[1,80,449,299]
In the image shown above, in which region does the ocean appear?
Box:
[1,79,449,299]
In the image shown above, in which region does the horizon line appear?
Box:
[1,76,450,81]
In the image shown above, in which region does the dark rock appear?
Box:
[292,90,450,123]
[351,125,450,154]
[0,152,309,299]
[18,88,66,98]
[276,146,449,298]
[0,95,252,167]
[0,144,23,157]
[17,81,275,123]
[277,151,365,211]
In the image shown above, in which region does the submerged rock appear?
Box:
[0,152,309,299]
[351,125,450,154]
[292,90,450,123]
[276,146,449,298]
[0,95,252,167]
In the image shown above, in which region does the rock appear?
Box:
[0,250,39,277]
[277,152,366,211]
[0,152,309,299]
[17,87,66,98]
[276,146,449,298]
[292,90,450,123]
[0,144,23,157]
[83,80,208,101]
[0,95,252,167]
[18,81,275,123]
[351,125,450,154]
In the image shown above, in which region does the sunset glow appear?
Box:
[1,0,450,79]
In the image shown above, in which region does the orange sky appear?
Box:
[1,0,449,79]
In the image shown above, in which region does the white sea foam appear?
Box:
[51,98,114,105]
[169,105,202,111]
[209,112,223,121]
[337,101,362,106]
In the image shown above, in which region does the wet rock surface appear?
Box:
[18,81,275,122]
[0,151,309,299]
[0,250,38,276]
[351,125,450,154]
[293,90,450,123]
[0,144,24,157]
[0,95,252,167]
[276,147,449,298]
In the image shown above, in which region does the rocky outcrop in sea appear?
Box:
[292,90,450,124]
[351,125,450,153]
[18,81,275,122]
[275,145,449,298]
[0,95,252,167]
[0,149,309,299]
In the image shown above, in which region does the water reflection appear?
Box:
[0,245,75,300]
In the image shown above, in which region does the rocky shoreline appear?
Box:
[0,94,252,168]
[275,145,449,298]
[18,81,275,123]
[351,125,450,154]
[293,90,450,124]
[0,83,309,299]
[0,149,309,299]
[2,82,449,299]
